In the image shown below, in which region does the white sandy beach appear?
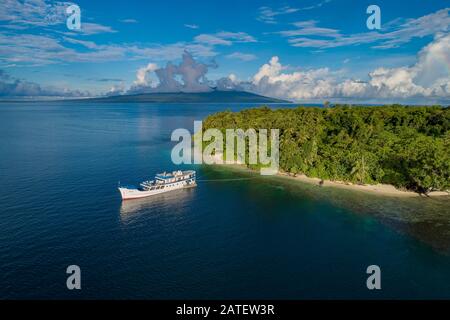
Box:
[207,152,449,198]
[277,171,449,198]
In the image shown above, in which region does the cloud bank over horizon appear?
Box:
[243,34,450,103]
[0,70,90,98]
[1,34,449,104]
[116,34,450,103]
[126,51,216,94]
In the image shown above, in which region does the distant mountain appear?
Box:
[73,91,290,103]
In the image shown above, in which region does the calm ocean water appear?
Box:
[0,102,449,299]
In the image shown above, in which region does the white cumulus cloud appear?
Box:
[226,52,257,61]
[129,51,215,94]
[135,63,159,86]
[248,34,450,103]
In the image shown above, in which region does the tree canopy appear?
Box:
[203,105,450,193]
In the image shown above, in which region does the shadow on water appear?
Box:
[206,165,450,255]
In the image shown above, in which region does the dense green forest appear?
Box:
[203,105,450,193]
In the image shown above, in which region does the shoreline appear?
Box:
[276,171,449,198]
[209,154,449,198]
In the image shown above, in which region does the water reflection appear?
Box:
[120,187,196,221]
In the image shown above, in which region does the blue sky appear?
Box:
[0,0,449,103]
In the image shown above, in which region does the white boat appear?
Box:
[118,170,196,200]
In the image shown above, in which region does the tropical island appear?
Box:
[203,105,449,196]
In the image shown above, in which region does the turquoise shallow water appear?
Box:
[0,102,449,299]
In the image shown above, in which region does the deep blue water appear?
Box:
[0,102,449,299]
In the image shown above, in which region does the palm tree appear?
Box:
[351,155,367,185]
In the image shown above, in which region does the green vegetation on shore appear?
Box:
[203,105,449,193]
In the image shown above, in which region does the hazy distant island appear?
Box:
[203,105,449,196]
[68,90,290,104]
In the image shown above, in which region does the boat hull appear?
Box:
[119,183,196,200]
